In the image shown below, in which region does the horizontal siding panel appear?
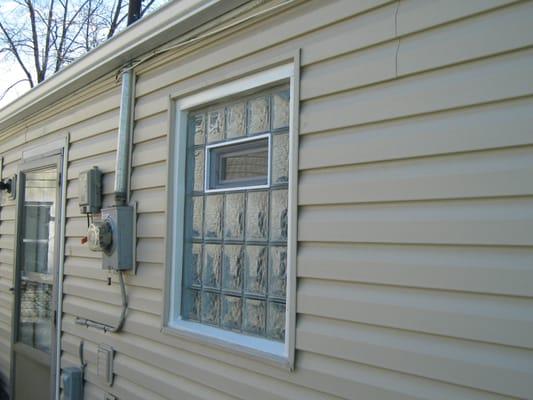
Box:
[62,322,343,400]
[297,315,533,399]
[135,0,392,97]
[295,351,510,400]
[63,276,161,315]
[300,40,397,100]
[1,149,21,165]
[67,151,116,180]
[131,188,166,213]
[0,221,15,235]
[66,217,89,237]
[301,48,533,133]
[300,146,533,204]
[0,250,13,265]
[299,96,533,169]
[0,133,25,154]
[0,205,15,221]
[24,88,120,142]
[62,335,239,400]
[300,2,396,66]
[130,162,166,190]
[63,294,131,327]
[136,238,164,264]
[298,243,533,297]
[0,236,14,250]
[132,137,167,166]
[299,198,533,246]
[398,1,533,75]
[62,352,168,400]
[69,109,118,143]
[133,112,167,144]
[396,0,518,36]
[64,256,163,290]
[137,212,166,238]
[65,237,99,258]
[298,278,533,348]
[68,130,117,162]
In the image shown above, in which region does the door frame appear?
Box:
[9,138,68,400]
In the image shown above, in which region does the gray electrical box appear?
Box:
[101,204,136,271]
[79,167,102,214]
[97,344,114,386]
[63,366,83,400]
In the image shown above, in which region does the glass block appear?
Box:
[267,301,286,341]
[201,291,220,325]
[222,245,243,292]
[244,246,267,296]
[204,195,223,239]
[221,295,242,331]
[272,133,289,184]
[245,191,268,241]
[207,109,224,143]
[269,246,287,299]
[272,91,290,130]
[193,113,205,145]
[203,244,222,289]
[243,298,266,335]
[183,288,201,321]
[270,189,288,242]
[224,192,244,240]
[226,102,246,139]
[193,148,204,192]
[191,196,203,239]
[188,243,202,288]
[248,96,270,135]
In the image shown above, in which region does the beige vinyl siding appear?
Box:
[0,0,532,398]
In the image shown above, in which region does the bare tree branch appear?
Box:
[0,0,169,105]
[0,79,30,102]
[0,20,34,87]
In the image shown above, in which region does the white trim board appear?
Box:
[166,62,296,368]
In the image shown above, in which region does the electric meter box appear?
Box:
[101,204,136,271]
[79,167,102,214]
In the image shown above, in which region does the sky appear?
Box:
[0,1,29,109]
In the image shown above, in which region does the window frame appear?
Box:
[163,63,298,369]
[204,133,271,193]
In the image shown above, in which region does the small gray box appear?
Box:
[79,167,102,214]
[101,204,136,271]
[63,366,83,400]
[97,344,114,386]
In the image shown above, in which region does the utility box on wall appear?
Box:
[63,367,83,400]
[101,204,136,271]
[79,166,102,214]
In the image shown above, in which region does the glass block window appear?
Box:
[182,86,289,342]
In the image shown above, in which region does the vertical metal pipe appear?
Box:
[114,68,134,205]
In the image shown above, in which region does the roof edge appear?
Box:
[0,0,249,134]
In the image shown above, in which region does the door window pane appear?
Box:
[19,281,52,352]
[17,166,57,353]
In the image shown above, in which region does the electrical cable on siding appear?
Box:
[74,270,128,333]
[115,0,296,78]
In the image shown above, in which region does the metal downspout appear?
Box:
[114,68,135,205]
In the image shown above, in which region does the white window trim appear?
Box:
[165,63,297,368]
